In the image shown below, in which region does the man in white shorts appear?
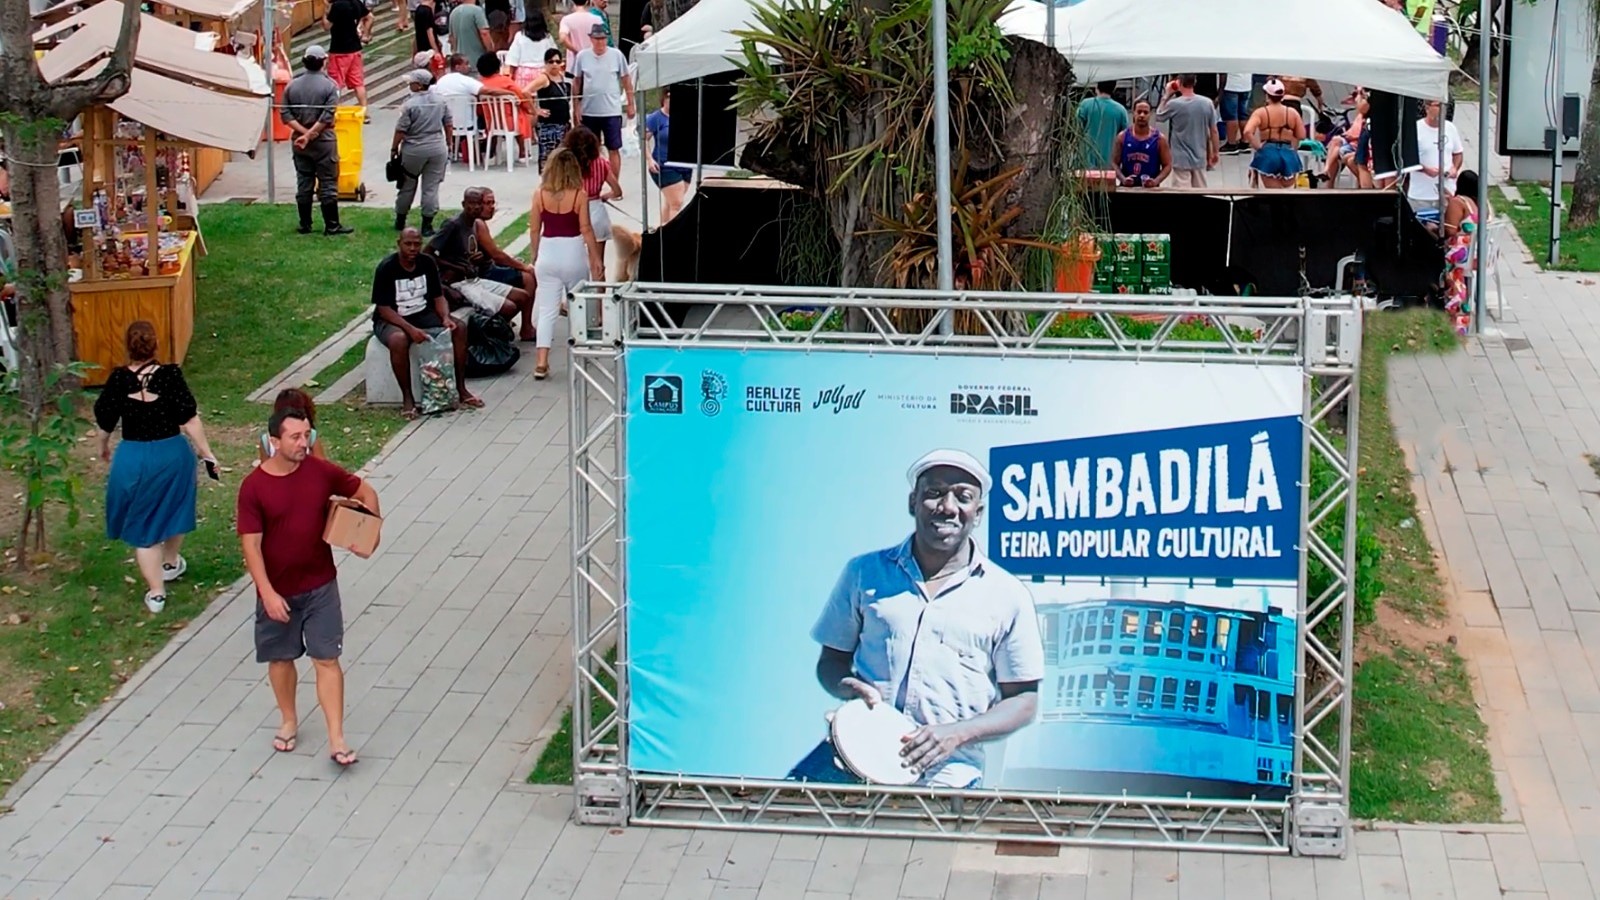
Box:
[424,186,534,326]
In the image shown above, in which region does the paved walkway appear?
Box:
[3,105,1600,900]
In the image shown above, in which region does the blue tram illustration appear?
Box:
[991,579,1297,800]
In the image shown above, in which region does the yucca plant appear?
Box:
[732,0,1035,291]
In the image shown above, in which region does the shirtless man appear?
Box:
[1245,79,1306,189]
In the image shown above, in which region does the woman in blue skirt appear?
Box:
[94,321,217,614]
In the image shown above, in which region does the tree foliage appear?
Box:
[0,0,142,558]
[731,0,1077,292]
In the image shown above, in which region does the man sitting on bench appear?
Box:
[373,228,484,419]
[426,187,535,336]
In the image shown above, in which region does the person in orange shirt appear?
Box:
[475,51,536,160]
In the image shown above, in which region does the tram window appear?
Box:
[1043,616,1059,661]
[1160,676,1178,710]
[1112,674,1130,708]
[1183,679,1201,712]
[1137,675,1156,708]
[1121,610,1139,637]
[1235,684,1255,715]
[1055,675,1067,707]
[1100,608,1115,641]
[1215,617,1232,650]
[1166,612,1184,644]
[1144,612,1163,643]
[1256,690,1272,721]
[1206,682,1219,714]
[1277,693,1293,724]
[1188,617,1206,647]
[1092,673,1110,706]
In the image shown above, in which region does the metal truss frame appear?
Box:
[568,283,1362,856]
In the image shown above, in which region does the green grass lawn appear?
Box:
[1347,309,1499,822]
[0,204,412,790]
[528,307,1502,823]
[1496,183,1600,271]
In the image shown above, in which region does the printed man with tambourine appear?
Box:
[787,449,1045,789]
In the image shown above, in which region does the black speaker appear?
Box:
[667,71,739,170]
[1365,90,1408,174]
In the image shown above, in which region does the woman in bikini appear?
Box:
[1246,79,1306,189]
[94,320,219,614]
[528,147,605,379]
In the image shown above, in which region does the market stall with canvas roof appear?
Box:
[33,0,269,385]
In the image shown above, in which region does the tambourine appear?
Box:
[827,698,921,786]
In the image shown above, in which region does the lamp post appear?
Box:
[263,0,275,203]
[932,0,955,335]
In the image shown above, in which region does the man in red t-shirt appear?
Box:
[237,408,380,767]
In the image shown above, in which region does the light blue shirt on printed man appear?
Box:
[811,455,1045,787]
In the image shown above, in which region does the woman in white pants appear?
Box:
[528,147,604,379]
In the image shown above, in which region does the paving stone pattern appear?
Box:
[1,103,1597,899]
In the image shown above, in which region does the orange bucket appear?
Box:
[1055,234,1100,293]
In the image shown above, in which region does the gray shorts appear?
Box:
[255,579,344,662]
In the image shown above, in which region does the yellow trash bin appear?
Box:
[333,106,367,201]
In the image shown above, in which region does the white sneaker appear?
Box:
[144,591,166,614]
[162,555,187,582]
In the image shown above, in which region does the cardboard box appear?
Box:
[323,498,382,559]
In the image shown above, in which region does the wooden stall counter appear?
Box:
[70,231,197,387]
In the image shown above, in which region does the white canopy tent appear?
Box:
[633,0,774,91]
[998,0,1453,100]
[635,0,1453,99]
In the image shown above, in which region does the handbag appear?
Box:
[385,154,405,184]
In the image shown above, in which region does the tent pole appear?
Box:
[932,0,955,335]
[264,0,275,205]
[1046,0,1055,47]
[1474,7,1490,334]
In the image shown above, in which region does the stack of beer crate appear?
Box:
[1091,233,1172,294]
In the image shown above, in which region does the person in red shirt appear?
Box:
[237,407,380,767]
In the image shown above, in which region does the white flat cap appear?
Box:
[907,449,992,494]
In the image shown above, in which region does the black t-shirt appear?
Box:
[426,214,487,283]
[326,0,369,55]
[371,253,445,329]
[1194,74,1222,101]
[414,6,438,53]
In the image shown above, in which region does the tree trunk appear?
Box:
[649,0,700,31]
[1569,45,1600,228]
[998,37,1075,239]
[1,118,78,403]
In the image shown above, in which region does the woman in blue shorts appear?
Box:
[644,93,690,223]
[1245,79,1306,188]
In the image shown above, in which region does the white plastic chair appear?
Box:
[482,96,520,172]
[442,91,481,171]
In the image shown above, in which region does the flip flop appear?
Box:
[272,733,296,753]
[460,395,485,409]
[331,749,359,767]
[401,406,419,421]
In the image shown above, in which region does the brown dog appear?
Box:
[610,224,642,282]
